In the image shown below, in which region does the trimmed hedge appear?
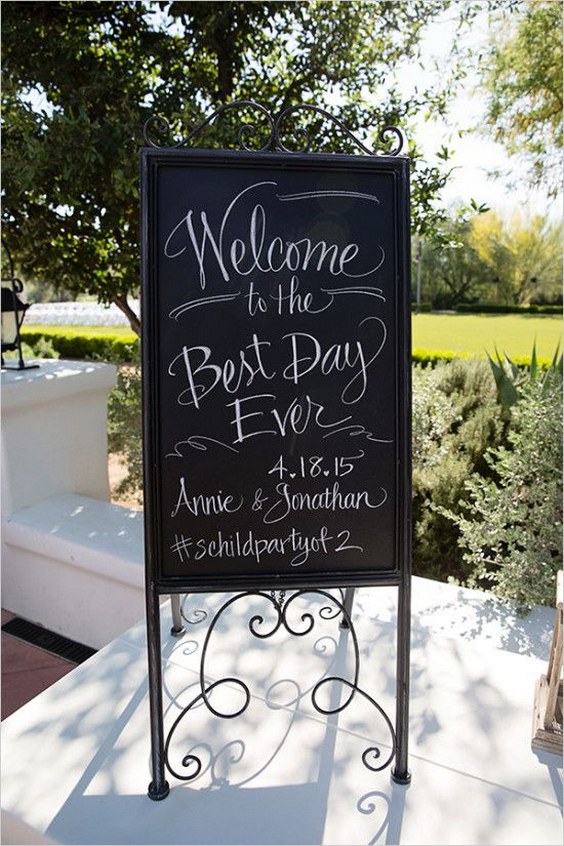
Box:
[412,348,551,368]
[412,348,469,367]
[21,327,551,369]
[21,327,139,363]
[454,303,562,315]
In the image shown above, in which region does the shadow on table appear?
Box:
[46,612,407,845]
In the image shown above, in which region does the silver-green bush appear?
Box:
[441,377,562,607]
[412,358,505,583]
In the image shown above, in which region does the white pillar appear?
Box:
[1,359,117,516]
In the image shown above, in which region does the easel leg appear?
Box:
[392,577,411,784]
[146,587,170,800]
[170,593,185,637]
[340,586,356,629]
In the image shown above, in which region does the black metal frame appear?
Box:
[141,102,412,801]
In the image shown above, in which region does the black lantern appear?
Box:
[1,240,38,370]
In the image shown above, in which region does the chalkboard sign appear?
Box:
[141,149,411,593]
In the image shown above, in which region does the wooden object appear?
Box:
[532,570,563,754]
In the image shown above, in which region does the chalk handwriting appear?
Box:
[276,189,381,205]
[322,423,393,444]
[169,292,241,321]
[227,393,352,444]
[171,476,244,518]
[166,436,240,457]
[167,319,386,410]
[169,524,363,568]
[163,181,385,288]
[282,316,386,404]
[168,334,275,409]
[155,168,401,577]
[267,452,365,480]
[262,481,388,524]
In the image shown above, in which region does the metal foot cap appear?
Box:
[148,780,170,800]
[391,768,411,785]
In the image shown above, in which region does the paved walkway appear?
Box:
[1,610,79,720]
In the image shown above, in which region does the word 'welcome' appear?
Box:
[164,181,385,288]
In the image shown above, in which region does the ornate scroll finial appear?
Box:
[143,101,406,156]
[378,125,407,157]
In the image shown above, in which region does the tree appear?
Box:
[480,0,563,198]
[2,0,477,333]
[469,211,563,305]
[417,206,562,308]
[417,213,490,308]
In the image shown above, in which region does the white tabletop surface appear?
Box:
[1,576,562,845]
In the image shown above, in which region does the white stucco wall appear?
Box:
[1,360,148,648]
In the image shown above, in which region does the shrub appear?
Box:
[411,358,505,582]
[412,348,460,367]
[107,355,143,505]
[441,378,562,607]
[488,344,562,408]
[455,303,562,315]
[3,335,60,361]
[21,327,139,363]
[412,347,550,369]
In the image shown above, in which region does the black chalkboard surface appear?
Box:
[141,149,411,593]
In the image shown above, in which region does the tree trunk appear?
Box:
[113,294,141,336]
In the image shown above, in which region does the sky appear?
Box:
[399,3,561,221]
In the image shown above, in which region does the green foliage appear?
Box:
[412,358,505,582]
[481,0,563,197]
[18,275,77,304]
[455,303,562,314]
[2,0,486,324]
[3,335,60,361]
[412,348,466,367]
[1,1,152,331]
[469,211,563,306]
[488,343,563,409]
[417,208,563,309]
[442,377,563,607]
[417,214,491,308]
[107,357,143,504]
[21,327,138,362]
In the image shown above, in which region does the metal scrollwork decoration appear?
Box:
[143,101,405,156]
[164,589,396,784]
[179,595,207,626]
[274,103,375,155]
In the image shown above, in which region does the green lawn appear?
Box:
[412,313,562,360]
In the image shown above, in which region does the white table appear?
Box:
[1,577,562,845]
